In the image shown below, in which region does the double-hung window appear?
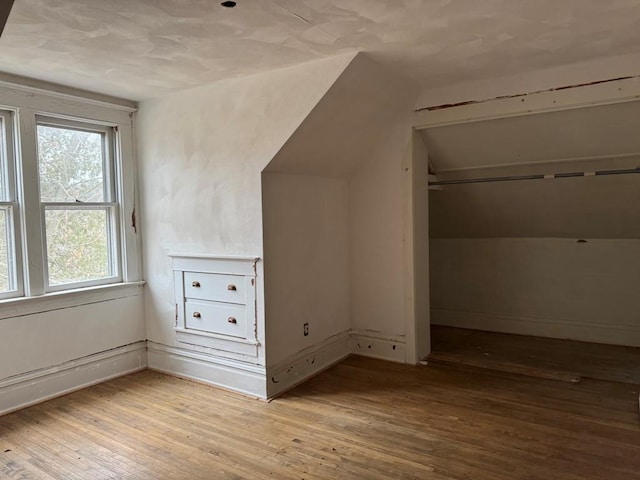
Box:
[0,109,21,299]
[0,83,139,302]
[37,118,121,290]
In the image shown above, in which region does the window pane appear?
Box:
[45,209,113,285]
[37,125,106,202]
[0,208,15,292]
[0,117,7,201]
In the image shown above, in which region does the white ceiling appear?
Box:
[2,0,640,101]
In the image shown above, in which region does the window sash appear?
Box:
[35,116,122,292]
[41,203,121,291]
[36,116,116,204]
[0,110,23,299]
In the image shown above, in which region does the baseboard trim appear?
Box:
[0,326,413,415]
[147,342,267,399]
[267,330,351,399]
[350,329,406,362]
[0,342,147,416]
[432,309,640,347]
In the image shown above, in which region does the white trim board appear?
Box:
[0,342,147,416]
[432,309,640,348]
[267,330,351,399]
[350,329,406,363]
[0,282,144,322]
[149,328,407,401]
[147,342,267,399]
[414,77,640,129]
[265,329,408,399]
[0,328,410,415]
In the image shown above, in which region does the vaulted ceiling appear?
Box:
[2,0,640,100]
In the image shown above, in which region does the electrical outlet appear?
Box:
[303,323,309,336]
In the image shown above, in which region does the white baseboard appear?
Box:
[267,330,351,399]
[0,342,147,416]
[432,308,640,347]
[147,342,267,399]
[350,329,406,362]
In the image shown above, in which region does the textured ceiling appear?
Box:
[2,0,640,100]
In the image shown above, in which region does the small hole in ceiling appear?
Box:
[221,1,237,7]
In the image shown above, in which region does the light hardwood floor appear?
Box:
[430,326,640,384]
[1,356,639,479]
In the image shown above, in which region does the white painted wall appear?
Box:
[430,238,640,346]
[0,294,145,379]
[265,54,421,354]
[349,141,405,336]
[262,173,350,367]
[136,55,355,353]
[261,54,422,367]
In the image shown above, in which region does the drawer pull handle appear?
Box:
[227,317,237,324]
[227,284,237,291]
[192,312,201,318]
[192,281,201,288]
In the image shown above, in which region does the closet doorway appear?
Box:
[416,97,640,382]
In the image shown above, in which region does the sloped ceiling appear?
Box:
[264,53,417,177]
[423,101,640,238]
[2,0,640,100]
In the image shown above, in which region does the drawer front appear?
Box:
[184,272,246,304]
[185,301,248,338]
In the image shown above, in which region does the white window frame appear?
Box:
[0,109,24,299]
[0,80,141,302]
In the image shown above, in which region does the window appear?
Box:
[37,119,121,289]
[0,110,21,299]
[0,85,139,301]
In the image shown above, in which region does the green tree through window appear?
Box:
[38,123,115,286]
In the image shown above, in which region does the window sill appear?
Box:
[0,281,145,321]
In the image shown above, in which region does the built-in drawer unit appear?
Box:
[171,255,260,357]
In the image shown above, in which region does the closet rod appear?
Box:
[429,167,640,186]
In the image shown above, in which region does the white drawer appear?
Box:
[184,272,246,304]
[185,300,248,338]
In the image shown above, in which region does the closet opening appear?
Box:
[417,99,640,383]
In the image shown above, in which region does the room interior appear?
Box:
[0,1,639,478]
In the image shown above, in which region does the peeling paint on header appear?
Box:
[416,75,640,113]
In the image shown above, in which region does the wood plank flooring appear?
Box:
[1,356,639,479]
[430,326,640,384]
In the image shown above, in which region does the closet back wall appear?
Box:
[429,173,640,347]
